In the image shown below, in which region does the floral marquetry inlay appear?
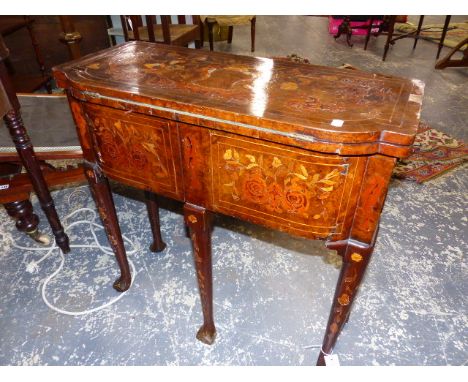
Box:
[92,117,168,179]
[82,103,182,199]
[220,147,343,221]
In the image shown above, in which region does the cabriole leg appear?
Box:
[184,203,216,345]
[145,190,166,252]
[84,163,131,292]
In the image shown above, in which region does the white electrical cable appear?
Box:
[5,205,140,316]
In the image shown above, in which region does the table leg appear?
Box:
[145,190,166,253]
[316,238,375,366]
[84,163,131,292]
[3,110,70,253]
[316,154,395,365]
[436,15,451,59]
[184,203,216,345]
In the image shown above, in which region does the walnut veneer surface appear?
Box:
[53,41,424,365]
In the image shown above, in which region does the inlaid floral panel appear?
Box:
[210,132,358,238]
[84,104,180,197]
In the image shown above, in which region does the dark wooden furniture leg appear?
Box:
[3,111,70,253]
[334,16,353,47]
[4,199,41,238]
[250,17,256,52]
[413,15,425,50]
[198,19,204,48]
[84,163,131,292]
[227,26,234,44]
[0,162,42,241]
[206,20,215,51]
[382,16,397,61]
[435,36,468,69]
[316,155,395,365]
[364,17,373,50]
[437,15,452,59]
[316,238,375,365]
[184,203,216,345]
[144,190,166,252]
[58,16,83,60]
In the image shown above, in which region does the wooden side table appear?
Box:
[53,42,424,365]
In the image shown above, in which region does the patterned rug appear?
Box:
[393,122,468,183]
[395,21,468,50]
[274,55,468,183]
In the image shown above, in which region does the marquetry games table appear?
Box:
[53,41,424,365]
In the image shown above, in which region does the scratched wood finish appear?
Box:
[53,41,423,365]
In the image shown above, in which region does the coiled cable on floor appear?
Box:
[6,205,139,316]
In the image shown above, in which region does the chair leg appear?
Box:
[144,191,166,253]
[413,15,425,50]
[250,17,256,52]
[364,17,373,50]
[206,20,215,51]
[383,16,396,61]
[334,17,353,47]
[4,199,50,245]
[437,15,451,59]
[227,26,234,44]
[198,20,204,48]
[3,110,70,253]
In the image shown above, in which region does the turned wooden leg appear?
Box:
[184,203,216,345]
[84,163,131,292]
[227,25,234,44]
[4,199,51,245]
[3,110,69,253]
[206,20,215,51]
[250,17,256,52]
[144,190,166,253]
[316,240,375,366]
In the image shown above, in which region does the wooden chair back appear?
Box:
[120,15,202,47]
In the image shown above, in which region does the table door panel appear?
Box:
[83,103,183,200]
[209,131,361,239]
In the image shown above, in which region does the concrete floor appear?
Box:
[0,16,466,366]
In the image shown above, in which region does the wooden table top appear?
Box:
[53,41,424,157]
